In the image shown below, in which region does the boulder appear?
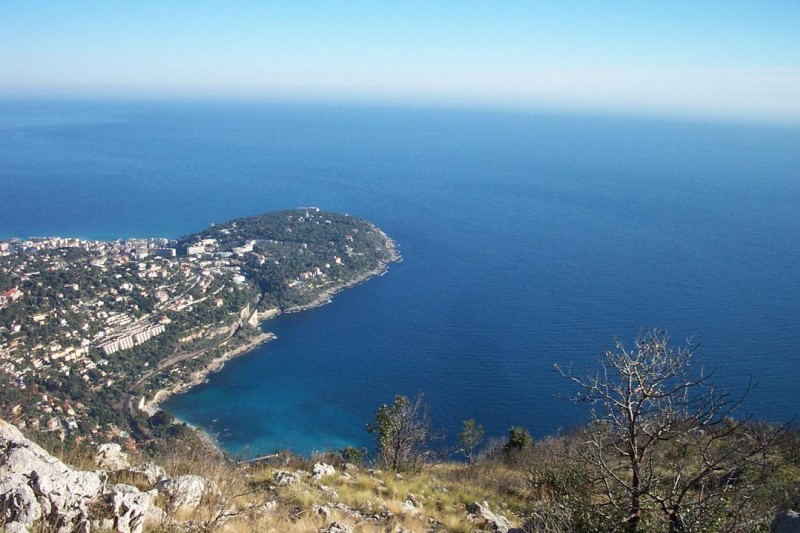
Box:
[156,474,217,509]
[3,522,30,533]
[405,492,423,508]
[320,522,353,533]
[773,510,800,533]
[125,462,167,486]
[0,420,170,533]
[95,443,130,471]
[30,466,106,532]
[256,499,278,515]
[467,501,515,533]
[103,483,164,533]
[313,503,332,518]
[0,481,41,525]
[401,499,418,514]
[318,484,338,500]
[312,462,336,481]
[274,470,301,486]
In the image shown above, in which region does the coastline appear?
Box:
[140,331,275,416]
[284,232,400,314]
[143,233,400,418]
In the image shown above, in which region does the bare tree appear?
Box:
[555,330,785,533]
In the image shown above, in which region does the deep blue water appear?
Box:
[1,99,799,456]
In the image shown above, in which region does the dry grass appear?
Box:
[129,457,525,533]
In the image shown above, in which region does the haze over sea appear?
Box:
[1,99,798,456]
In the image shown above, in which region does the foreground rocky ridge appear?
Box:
[0,419,158,533]
[0,419,525,533]
[3,418,799,533]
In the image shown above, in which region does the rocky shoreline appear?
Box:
[285,232,399,314]
[140,331,275,416]
[143,234,400,421]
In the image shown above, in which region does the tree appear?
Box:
[505,426,533,452]
[459,419,484,464]
[366,394,436,472]
[555,330,785,533]
[339,445,364,464]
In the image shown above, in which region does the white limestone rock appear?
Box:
[3,521,31,533]
[313,503,332,518]
[466,501,515,533]
[95,443,130,471]
[274,470,302,486]
[320,522,353,533]
[0,419,106,532]
[125,462,167,486]
[156,474,217,509]
[312,462,336,481]
[0,419,174,533]
[0,481,41,525]
[104,483,163,533]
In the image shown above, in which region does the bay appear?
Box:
[1,99,798,455]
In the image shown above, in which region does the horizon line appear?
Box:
[3,88,799,130]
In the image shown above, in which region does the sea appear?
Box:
[1,99,798,457]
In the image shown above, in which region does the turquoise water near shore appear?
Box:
[1,100,799,455]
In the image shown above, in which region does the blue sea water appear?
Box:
[1,99,799,456]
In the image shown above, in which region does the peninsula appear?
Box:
[0,209,398,448]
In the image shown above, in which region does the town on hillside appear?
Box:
[0,209,397,447]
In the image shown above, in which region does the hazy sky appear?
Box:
[2,1,799,123]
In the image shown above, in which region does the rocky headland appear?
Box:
[0,209,398,448]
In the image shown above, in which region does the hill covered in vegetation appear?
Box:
[0,209,398,449]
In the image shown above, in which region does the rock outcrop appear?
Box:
[274,470,302,486]
[125,462,167,486]
[320,522,353,533]
[0,419,166,533]
[2,521,30,533]
[94,443,130,471]
[312,462,336,481]
[466,501,520,533]
[1,419,105,532]
[156,474,218,509]
[103,484,160,533]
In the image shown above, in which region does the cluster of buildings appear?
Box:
[97,322,167,356]
[0,287,23,307]
[0,235,255,440]
[0,211,370,442]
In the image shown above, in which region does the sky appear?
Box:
[2,1,799,124]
